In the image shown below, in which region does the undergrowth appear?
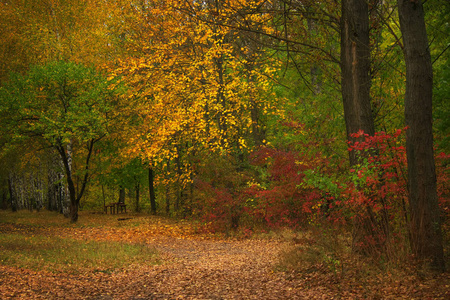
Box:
[275,225,449,299]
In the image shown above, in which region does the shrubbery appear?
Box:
[190,127,449,259]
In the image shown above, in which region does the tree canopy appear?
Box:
[0,60,125,222]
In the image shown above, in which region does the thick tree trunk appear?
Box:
[66,173,78,222]
[56,139,95,223]
[340,0,375,155]
[340,0,383,255]
[56,145,78,222]
[65,176,78,222]
[397,0,445,271]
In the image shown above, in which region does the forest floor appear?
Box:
[0,210,449,299]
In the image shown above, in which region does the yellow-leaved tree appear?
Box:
[109,0,278,214]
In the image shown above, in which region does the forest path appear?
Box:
[127,236,322,299]
[0,216,328,300]
[0,234,326,299]
[1,214,448,299]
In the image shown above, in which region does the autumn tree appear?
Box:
[107,0,277,215]
[0,0,116,80]
[340,0,375,153]
[397,0,445,271]
[0,61,124,222]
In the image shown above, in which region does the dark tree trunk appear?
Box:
[175,145,182,212]
[1,189,7,210]
[340,0,375,155]
[56,139,95,223]
[66,172,78,222]
[149,166,156,214]
[1,179,9,210]
[165,158,171,215]
[118,186,126,204]
[8,175,17,212]
[102,184,106,208]
[135,181,140,213]
[397,0,445,272]
[56,143,78,222]
[340,0,384,255]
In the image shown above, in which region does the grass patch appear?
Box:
[0,233,159,274]
[0,209,185,231]
[0,210,66,227]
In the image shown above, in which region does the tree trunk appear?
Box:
[1,187,7,210]
[165,158,171,215]
[56,144,78,222]
[8,174,17,212]
[66,173,78,222]
[63,174,77,222]
[135,181,140,213]
[340,0,383,255]
[101,184,106,208]
[149,166,156,214]
[57,176,67,214]
[175,145,182,212]
[397,0,445,271]
[56,139,95,223]
[340,0,375,156]
[118,186,126,204]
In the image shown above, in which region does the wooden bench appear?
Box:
[117,202,127,213]
[104,202,127,214]
[104,203,116,214]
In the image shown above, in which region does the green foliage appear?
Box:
[0,61,124,148]
[302,168,343,198]
[97,157,148,193]
[427,0,450,152]
[271,67,345,156]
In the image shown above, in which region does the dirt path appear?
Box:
[0,234,330,299]
[135,237,318,299]
[1,218,448,299]
[97,236,335,299]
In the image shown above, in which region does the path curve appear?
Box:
[0,233,328,299]
[96,236,327,299]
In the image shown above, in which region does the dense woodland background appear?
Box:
[0,0,449,271]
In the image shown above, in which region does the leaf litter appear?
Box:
[0,213,449,299]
